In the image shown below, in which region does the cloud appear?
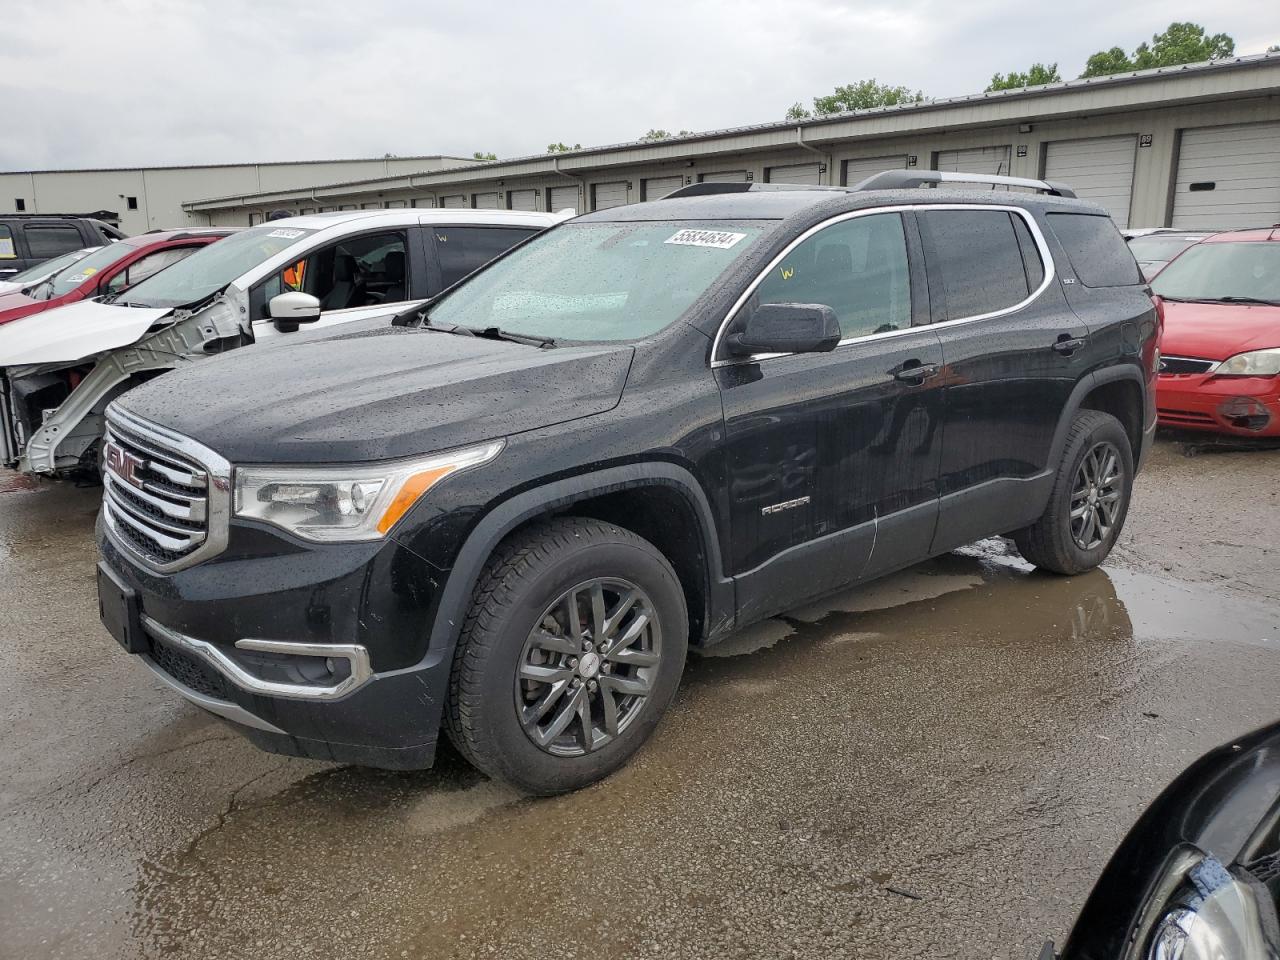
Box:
[0,0,1276,169]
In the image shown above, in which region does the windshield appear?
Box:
[1151,242,1280,304]
[121,225,315,308]
[40,242,136,299]
[11,247,97,287]
[425,220,767,341]
[1128,234,1204,262]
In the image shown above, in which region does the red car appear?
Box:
[1152,227,1280,436]
[0,228,234,326]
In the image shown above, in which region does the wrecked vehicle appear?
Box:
[1047,720,1280,960]
[97,173,1159,795]
[0,209,562,475]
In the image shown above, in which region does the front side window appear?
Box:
[918,210,1041,320]
[435,227,538,288]
[252,231,409,319]
[753,212,911,339]
[23,224,84,259]
[1151,242,1280,304]
[104,246,200,294]
[0,225,15,260]
[426,220,767,342]
[122,225,315,308]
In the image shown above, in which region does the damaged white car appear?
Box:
[0,208,562,475]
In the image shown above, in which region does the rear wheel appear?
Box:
[445,517,687,795]
[1013,410,1134,575]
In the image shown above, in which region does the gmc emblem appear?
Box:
[104,441,146,489]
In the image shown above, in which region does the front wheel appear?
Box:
[1013,410,1134,575]
[445,517,688,795]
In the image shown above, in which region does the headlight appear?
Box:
[1216,348,1280,377]
[234,440,503,542]
[1146,857,1272,960]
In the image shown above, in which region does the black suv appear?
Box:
[0,214,126,278]
[96,172,1159,795]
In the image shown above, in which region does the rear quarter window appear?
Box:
[1047,213,1141,287]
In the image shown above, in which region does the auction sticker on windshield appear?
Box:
[267,229,306,240]
[665,229,746,249]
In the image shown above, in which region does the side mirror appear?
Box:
[725,303,842,357]
[269,291,321,333]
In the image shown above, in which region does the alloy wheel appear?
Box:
[515,578,662,757]
[1070,440,1123,550]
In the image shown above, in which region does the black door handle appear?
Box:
[1053,336,1087,355]
[893,362,939,383]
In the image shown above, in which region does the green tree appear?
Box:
[639,129,694,141]
[810,79,924,116]
[546,142,581,152]
[786,102,812,120]
[986,62,1061,91]
[472,151,497,161]
[1080,22,1235,78]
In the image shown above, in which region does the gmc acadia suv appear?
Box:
[96,172,1159,795]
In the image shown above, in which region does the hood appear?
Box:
[0,298,173,366]
[1160,300,1280,361]
[117,324,634,462]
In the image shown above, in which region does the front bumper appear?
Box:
[98,515,454,769]
[1157,373,1280,437]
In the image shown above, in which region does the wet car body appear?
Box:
[1055,720,1280,959]
[96,180,1161,788]
[1152,228,1280,437]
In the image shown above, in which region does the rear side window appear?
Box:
[1047,213,1141,287]
[24,224,84,259]
[918,210,1039,320]
[434,227,537,288]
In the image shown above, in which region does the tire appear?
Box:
[1013,410,1134,576]
[445,517,688,795]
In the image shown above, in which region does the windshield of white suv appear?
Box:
[39,242,135,299]
[1151,242,1280,304]
[424,220,767,341]
[121,225,316,309]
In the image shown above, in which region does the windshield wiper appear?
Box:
[1210,296,1280,306]
[473,326,556,348]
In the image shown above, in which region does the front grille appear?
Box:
[1159,355,1217,375]
[101,414,212,569]
[150,635,231,701]
[1158,407,1217,426]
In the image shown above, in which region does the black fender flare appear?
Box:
[420,462,734,658]
[1045,364,1148,469]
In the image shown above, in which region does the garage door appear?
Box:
[642,176,684,201]
[767,163,822,185]
[549,185,579,214]
[411,197,435,208]
[508,189,538,211]
[472,192,500,209]
[441,195,466,208]
[842,155,909,185]
[592,182,629,210]
[1043,136,1137,227]
[936,146,1012,176]
[1172,122,1280,229]
[699,170,748,183]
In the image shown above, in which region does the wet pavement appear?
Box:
[2,437,1279,959]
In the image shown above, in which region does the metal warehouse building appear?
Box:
[0,155,473,235]
[181,52,1280,232]
[4,52,1279,234]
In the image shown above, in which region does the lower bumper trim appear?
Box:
[141,655,287,735]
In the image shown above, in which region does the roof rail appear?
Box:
[662,181,846,199]
[853,170,1076,198]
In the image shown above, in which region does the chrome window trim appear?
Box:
[102,403,232,574]
[710,203,1057,368]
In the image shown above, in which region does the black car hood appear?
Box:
[118,325,634,463]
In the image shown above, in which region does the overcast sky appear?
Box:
[2,0,1277,170]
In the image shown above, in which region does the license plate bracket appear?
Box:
[97,561,147,654]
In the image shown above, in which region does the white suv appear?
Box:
[0,209,565,475]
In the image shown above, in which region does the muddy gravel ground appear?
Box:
[2,436,1278,960]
